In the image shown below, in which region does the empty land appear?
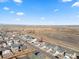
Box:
[0,25,79,53]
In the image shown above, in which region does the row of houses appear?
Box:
[0,31,78,59]
[20,34,78,59]
[0,31,27,59]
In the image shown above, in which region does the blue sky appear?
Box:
[0,0,79,25]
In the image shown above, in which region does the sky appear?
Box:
[0,0,79,25]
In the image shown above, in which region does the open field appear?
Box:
[0,25,79,51]
[0,25,79,56]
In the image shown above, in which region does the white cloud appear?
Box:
[16,18,24,22]
[72,2,79,7]
[3,7,10,11]
[40,17,45,20]
[16,12,24,16]
[54,9,59,12]
[16,18,21,21]
[62,0,72,2]
[76,15,79,18]
[10,11,15,14]
[13,0,23,3]
[0,0,8,3]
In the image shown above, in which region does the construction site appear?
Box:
[0,25,79,59]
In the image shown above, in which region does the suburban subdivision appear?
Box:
[0,25,79,59]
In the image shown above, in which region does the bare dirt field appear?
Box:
[0,25,79,53]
